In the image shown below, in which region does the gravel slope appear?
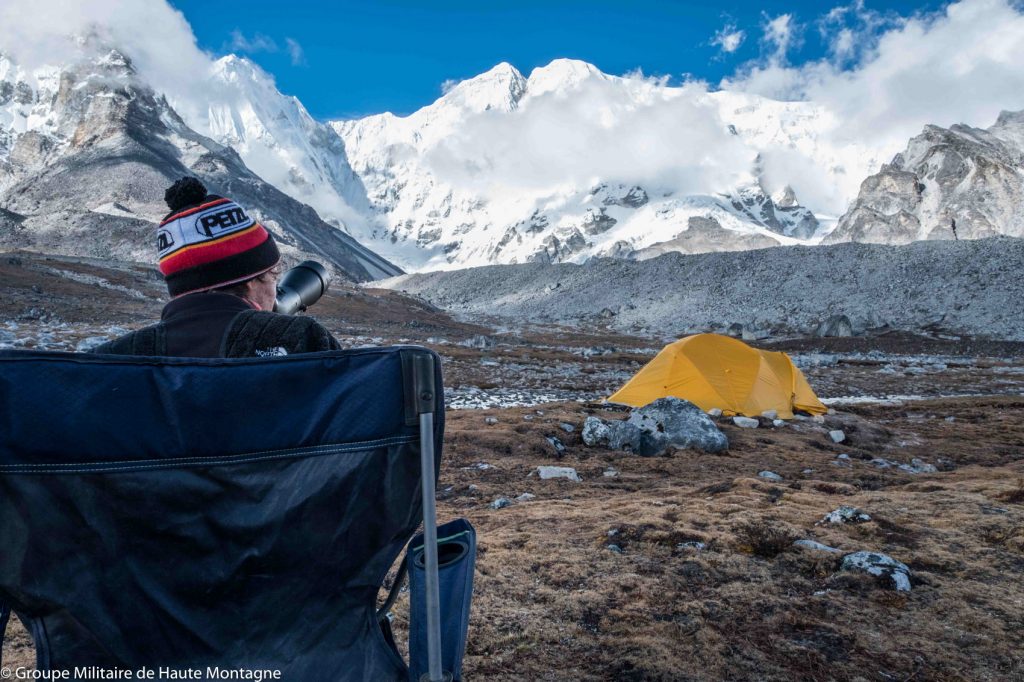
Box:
[375,237,1024,340]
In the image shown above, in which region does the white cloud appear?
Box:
[762,13,798,61]
[0,0,211,106]
[229,30,277,54]
[726,0,1024,150]
[285,38,305,66]
[425,75,754,199]
[440,78,458,94]
[712,24,746,53]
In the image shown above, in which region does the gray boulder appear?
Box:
[627,398,728,455]
[794,539,842,554]
[581,417,610,445]
[583,398,728,455]
[821,506,871,524]
[536,466,581,482]
[814,315,854,338]
[841,551,912,591]
[733,416,760,429]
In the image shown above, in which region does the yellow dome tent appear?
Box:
[608,333,826,418]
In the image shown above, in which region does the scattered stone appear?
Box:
[461,462,493,471]
[829,429,846,443]
[490,497,512,510]
[733,416,759,429]
[515,493,536,502]
[758,471,783,482]
[606,544,623,554]
[546,435,567,454]
[523,415,534,421]
[467,484,479,492]
[837,453,850,460]
[900,458,938,474]
[536,466,582,482]
[814,314,854,338]
[582,417,611,446]
[793,539,842,554]
[460,334,495,349]
[707,408,723,417]
[840,551,912,591]
[773,419,785,428]
[812,415,826,424]
[484,416,498,425]
[75,336,109,352]
[603,467,619,478]
[802,468,814,475]
[821,506,871,524]
[761,410,778,419]
[677,541,706,551]
[559,422,575,433]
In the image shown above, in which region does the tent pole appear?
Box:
[414,353,445,682]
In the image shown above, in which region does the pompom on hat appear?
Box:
[156,177,280,297]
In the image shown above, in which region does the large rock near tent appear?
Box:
[583,397,728,456]
[814,315,854,338]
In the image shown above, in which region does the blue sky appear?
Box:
[169,0,943,120]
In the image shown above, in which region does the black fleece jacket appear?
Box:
[91,292,341,358]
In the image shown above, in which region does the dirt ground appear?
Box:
[3,250,1024,680]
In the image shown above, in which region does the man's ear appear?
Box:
[241,277,261,295]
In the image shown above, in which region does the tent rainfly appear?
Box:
[608,333,827,419]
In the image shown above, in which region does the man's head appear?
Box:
[157,177,281,299]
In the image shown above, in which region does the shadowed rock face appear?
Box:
[633,216,778,259]
[830,111,1024,244]
[0,47,399,282]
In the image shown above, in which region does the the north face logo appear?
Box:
[194,205,252,237]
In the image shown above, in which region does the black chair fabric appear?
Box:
[0,347,444,681]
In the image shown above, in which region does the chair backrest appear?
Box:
[0,347,444,681]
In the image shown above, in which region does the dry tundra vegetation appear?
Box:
[2,252,1024,681]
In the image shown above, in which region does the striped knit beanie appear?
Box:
[157,177,280,298]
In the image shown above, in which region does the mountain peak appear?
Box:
[525,59,605,97]
[438,61,526,114]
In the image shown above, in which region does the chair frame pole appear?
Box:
[419,411,444,682]
[412,352,445,682]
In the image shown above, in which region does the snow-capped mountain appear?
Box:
[326,59,888,271]
[828,110,1024,244]
[197,56,373,229]
[0,43,400,281]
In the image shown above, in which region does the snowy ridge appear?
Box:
[0,45,400,282]
[329,59,885,272]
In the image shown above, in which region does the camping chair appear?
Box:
[0,347,474,681]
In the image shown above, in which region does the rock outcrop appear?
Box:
[830,110,1024,244]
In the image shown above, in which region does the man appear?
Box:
[951,217,959,241]
[92,177,341,357]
